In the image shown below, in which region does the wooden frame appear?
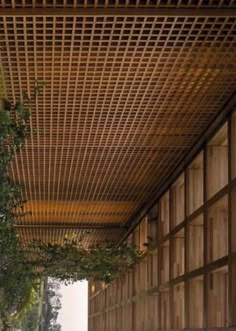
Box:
[89,110,236,331]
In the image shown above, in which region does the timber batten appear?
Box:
[0,4,235,243]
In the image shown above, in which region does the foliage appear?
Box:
[0,84,140,328]
[19,303,42,331]
[0,83,43,330]
[0,81,44,229]
[9,280,44,331]
[8,279,41,324]
[30,239,140,283]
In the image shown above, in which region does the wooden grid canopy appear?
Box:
[0,1,236,8]
[0,3,236,244]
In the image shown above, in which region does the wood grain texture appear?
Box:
[0,5,234,243]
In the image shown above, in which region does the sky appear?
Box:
[57,280,88,331]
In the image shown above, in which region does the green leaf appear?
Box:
[22,91,30,101]
[2,98,11,111]
[15,101,30,120]
[0,110,11,124]
[15,101,24,113]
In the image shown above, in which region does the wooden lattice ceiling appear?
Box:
[0,2,236,244]
[0,0,236,8]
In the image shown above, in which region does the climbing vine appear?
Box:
[0,83,140,326]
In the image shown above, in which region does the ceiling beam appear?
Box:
[14,223,126,230]
[0,8,236,17]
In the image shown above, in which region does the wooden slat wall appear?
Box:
[189,276,204,328]
[188,214,204,271]
[89,110,236,331]
[207,195,228,262]
[207,125,229,199]
[172,229,185,278]
[187,152,204,215]
[160,191,170,237]
[160,240,170,285]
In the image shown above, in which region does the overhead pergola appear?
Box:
[1,0,236,245]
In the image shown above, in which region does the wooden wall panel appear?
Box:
[160,240,170,285]
[171,174,185,228]
[188,214,204,271]
[172,229,185,279]
[207,125,228,199]
[173,282,185,329]
[187,152,204,215]
[189,276,204,328]
[160,191,170,237]
[89,112,236,331]
[207,195,228,262]
[160,289,170,330]
[207,267,228,328]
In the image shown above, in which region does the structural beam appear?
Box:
[0,8,236,17]
[14,223,125,230]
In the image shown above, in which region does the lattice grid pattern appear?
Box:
[0,0,236,8]
[0,12,236,243]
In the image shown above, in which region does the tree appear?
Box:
[43,279,62,331]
